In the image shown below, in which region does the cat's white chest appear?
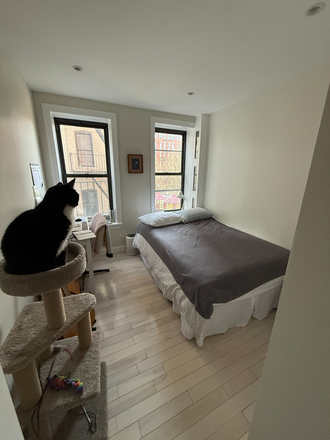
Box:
[56,205,76,256]
[63,205,76,226]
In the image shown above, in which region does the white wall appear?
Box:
[204,65,330,249]
[0,43,44,349]
[248,84,330,440]
[32,92,195,247]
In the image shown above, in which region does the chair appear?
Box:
[80,213,113,290]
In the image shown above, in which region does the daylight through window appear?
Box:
[154,127,186,212]
[54,118,113,219]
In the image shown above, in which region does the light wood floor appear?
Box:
[89,251,275,440]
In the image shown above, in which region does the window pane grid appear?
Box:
[154,128,186,212]
[55,118,113,217]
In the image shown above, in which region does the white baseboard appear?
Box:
[112,245,126,254]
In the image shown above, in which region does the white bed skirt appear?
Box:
[134,233,283,347]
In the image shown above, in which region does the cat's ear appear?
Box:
[56,182,63,186]
[67,178,75,188]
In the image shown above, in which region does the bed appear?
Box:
[133,211,290,346]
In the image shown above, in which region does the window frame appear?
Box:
[75,131,95,167]
[41,104,123,228]
[54,117,114,213]
[155,127,186,211]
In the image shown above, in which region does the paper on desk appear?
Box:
[72,230,96,240]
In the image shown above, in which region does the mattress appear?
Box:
[136,218,289,319]
[134,232,284,346]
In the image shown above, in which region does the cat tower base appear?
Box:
[49,361,108,440]
[16,331,101,427]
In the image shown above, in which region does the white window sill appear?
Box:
[107,222,123,230]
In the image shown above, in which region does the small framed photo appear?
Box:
[128,154,143,173]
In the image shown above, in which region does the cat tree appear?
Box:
[0,242,108,440]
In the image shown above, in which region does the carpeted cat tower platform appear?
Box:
[0,243,108,440]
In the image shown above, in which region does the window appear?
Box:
[82,189,99,217]
[54,118,113,219]
[75,132,94,166]
[154,127,186,212]
[193,166,198,191]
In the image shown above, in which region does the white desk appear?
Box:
[72,230,96,294]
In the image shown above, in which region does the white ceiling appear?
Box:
[1,0,330,116]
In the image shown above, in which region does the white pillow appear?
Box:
[138,211,183,227]
[177,207,213,223]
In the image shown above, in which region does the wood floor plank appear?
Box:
[225,330,272,364]
[116,354,230,431]
[139,392,193,437]
[110,312,151,329]
[243,401,256,424]
[118,364,166,397]
[104,332,170,366]
[205,412,250,440]
[125,304,153,317]
[101,325,146,349]
[108,383,156,419]
[146,303,172,316]
[135,318,180,344]
[146,334,186,358]
[100,337,135,358]
[97,312,127,326]
[175,380,260,440]
[131,284,161,294]
[163,341,213,372]
[239,318,274,343]
[223,370,257,398]
[249,358,266,379]
[108,365,139,388]
[108,417,118,437]
[109,422,141,440]
[167,324,183,338]
[144,313,180,331]
[140,385,229,440]
[89,252,276,440]
[201,336,245,365]
[154,357,205,391]
[102,323,132,341]
[107,351,148,377]
[137,348,176,373]
[188,344,267,403]
[107,386,119,404]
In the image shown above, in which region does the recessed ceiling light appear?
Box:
[72,65,83,72]
[306,2,325,16]
[187,92,195,96]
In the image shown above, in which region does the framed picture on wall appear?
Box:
[128,154,143,173]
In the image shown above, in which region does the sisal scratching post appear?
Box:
[38,345,53,362]
[76,313,92,349]
[42,289,66,329]
[12,362,42,411]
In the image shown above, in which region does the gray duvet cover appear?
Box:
[137,218,290,319]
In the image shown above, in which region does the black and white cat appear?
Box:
[1,179,79,275]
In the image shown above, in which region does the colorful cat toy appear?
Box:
[49,374,84,394]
